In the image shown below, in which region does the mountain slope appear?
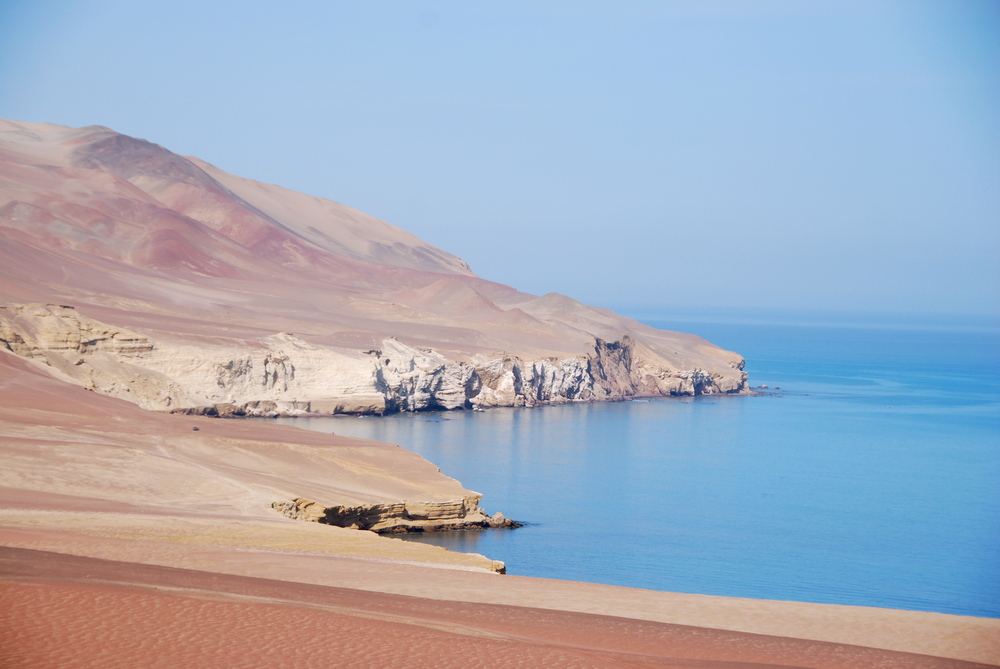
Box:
[0,118,747,415]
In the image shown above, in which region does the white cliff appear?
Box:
[0,304,745,415]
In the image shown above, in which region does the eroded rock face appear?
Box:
[0,304,747,415]
[270,496,516,572]
[271,495,521,535]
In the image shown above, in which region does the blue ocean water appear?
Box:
[265,311,1000,617]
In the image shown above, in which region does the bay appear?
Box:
[262,310,1000,617]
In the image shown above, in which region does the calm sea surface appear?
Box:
[264,310,1000,617]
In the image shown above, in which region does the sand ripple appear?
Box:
[1,547,990,669]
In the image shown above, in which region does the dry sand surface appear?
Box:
[2,547,996,669]
[1,349,998,668]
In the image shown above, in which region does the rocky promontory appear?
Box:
[0,303,745,417]
[0,119,747,417]
[272,496,521,534]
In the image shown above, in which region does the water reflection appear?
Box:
[257,321,1000,616]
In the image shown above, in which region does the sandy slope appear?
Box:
[2,547,993,669]
[0,348,506,562]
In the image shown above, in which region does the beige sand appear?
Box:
[1,349,997,667]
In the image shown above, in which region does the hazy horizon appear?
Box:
[2,1,997,317]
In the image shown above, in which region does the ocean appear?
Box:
[263,310,1000,617]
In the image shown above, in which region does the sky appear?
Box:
[2,1,998,317]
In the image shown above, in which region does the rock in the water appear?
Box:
[271,496,521,533]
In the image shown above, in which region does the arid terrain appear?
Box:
[1,119,997,667]
[0,118,747,418]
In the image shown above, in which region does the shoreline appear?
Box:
[1,349,998,666]
[168,386,753,420]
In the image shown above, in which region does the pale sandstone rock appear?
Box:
[271,494,521,536]
[0,304,746,415]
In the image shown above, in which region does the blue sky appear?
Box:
[2,1,997,316]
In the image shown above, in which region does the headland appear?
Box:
[1,119,997,667]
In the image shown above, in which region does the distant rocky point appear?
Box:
[0,119,748,415]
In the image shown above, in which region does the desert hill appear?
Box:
[0,118,746,416]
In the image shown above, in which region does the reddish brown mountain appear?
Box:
[0,118,747,415]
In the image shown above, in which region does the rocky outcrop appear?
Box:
[0,304,747,416]
[271,495,518,568]
[271,495,520,536]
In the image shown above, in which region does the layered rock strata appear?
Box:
[0,303,746,416]
[272,496,520,535]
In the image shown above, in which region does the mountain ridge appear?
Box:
[0,118,748,415]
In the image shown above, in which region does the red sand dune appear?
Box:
[2,547,991,669]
